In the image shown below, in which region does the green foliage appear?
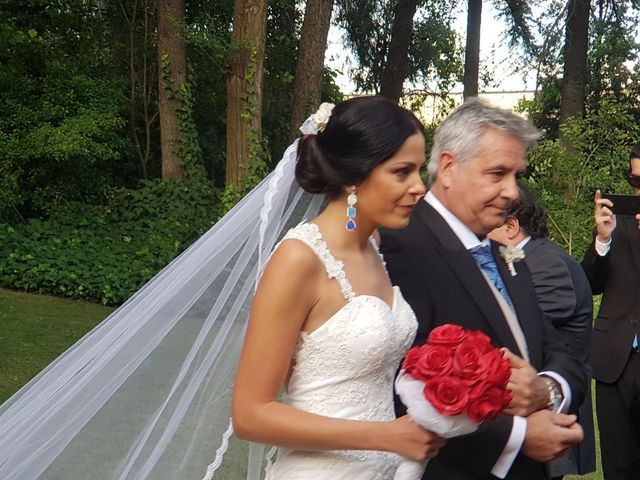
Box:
[0,9,132,222]
[408,2,463,93]
[0,180,221,305]
[186,1,232,186]
[524,1,640,136]
[525,101,640,257]
[336,0,462,94]
[262,0,300,166]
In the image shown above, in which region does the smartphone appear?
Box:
[601,193,640,216]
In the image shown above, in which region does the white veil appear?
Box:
[0,116,326,480]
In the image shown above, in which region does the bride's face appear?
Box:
[356,133,426,229]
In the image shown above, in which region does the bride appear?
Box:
[232,96,444,479]
[0,96,442,480]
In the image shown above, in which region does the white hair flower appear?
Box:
[499,246,526,276]
[311,103,335,132]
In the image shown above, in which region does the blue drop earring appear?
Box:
[346,186,357,231]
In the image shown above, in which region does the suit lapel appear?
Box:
[413,203,523,354]
[494,240,541,362]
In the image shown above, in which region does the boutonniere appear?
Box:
[498,246,525,277]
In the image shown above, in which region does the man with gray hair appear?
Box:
[380,98,587,479]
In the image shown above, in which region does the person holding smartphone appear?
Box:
[581,143,640,480]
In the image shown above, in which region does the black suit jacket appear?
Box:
[524,237,595,475]
[582,215,640,384]
[524,238,592,366]
[380,201,587,480]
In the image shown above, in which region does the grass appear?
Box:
[0,288,604,479]
[0,287,114,404]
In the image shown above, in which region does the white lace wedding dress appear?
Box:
[264,223,417,480]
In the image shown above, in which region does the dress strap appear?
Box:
[281,223,355,301]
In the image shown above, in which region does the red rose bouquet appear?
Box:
[394,324,512,480]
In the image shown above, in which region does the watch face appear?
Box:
[544,378,562,410]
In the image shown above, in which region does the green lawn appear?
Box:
[0,287,114,403]
[0,288,603,479]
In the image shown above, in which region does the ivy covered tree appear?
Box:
[225,0,269,192]
[158,0,187,180]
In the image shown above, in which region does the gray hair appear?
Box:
[427,97,542,183]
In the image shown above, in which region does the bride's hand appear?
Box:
[383,415,445,461]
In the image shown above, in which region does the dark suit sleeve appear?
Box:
[528,253,576,324]
[581,240,609,295]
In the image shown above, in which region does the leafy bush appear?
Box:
[525,101,640,258]
[0,22,132,222]
[0,180,221,305]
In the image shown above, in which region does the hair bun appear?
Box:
[295,134,340,196]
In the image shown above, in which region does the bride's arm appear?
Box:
[232,240,441,461]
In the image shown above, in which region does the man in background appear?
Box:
[489,185,595,478]
[582,143,640,479]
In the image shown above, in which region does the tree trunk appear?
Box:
[289,0,334,140]
[379,0,419,103]
[226,0,268,189]
[463,0,482,101]
[559,0,590,123]
[157,0,186,180]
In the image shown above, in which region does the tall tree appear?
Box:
[380,0,420,102]
[226,0,268,189]
[463,0,482,100]
[337,0,461,96]
[289,0,334,140]
[157,0,187,180]
[559,0,590,123]
[463,0,537,100]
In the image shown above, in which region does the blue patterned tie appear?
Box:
[468,244,511,305]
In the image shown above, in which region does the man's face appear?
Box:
[437,128,526,237]
[630,157,640,195]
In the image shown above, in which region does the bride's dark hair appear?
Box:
[295,95,425,198]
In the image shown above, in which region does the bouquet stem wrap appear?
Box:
[393,373,479,480]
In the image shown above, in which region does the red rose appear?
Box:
[423,376,469,415]
[412,344,453,381]
[427,324,466,349]
[451,339,486,382]
[402,346,423,375]
[462,330,493,354]
[478,350,511,387]
[467,382,513,422]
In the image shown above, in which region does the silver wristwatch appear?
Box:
[543,376,563,411]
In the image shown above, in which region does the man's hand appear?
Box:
[522,409,584,462]
[594,190,616,242]
[502,348,549,416]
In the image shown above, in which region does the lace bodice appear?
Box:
[265,223,418,480]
